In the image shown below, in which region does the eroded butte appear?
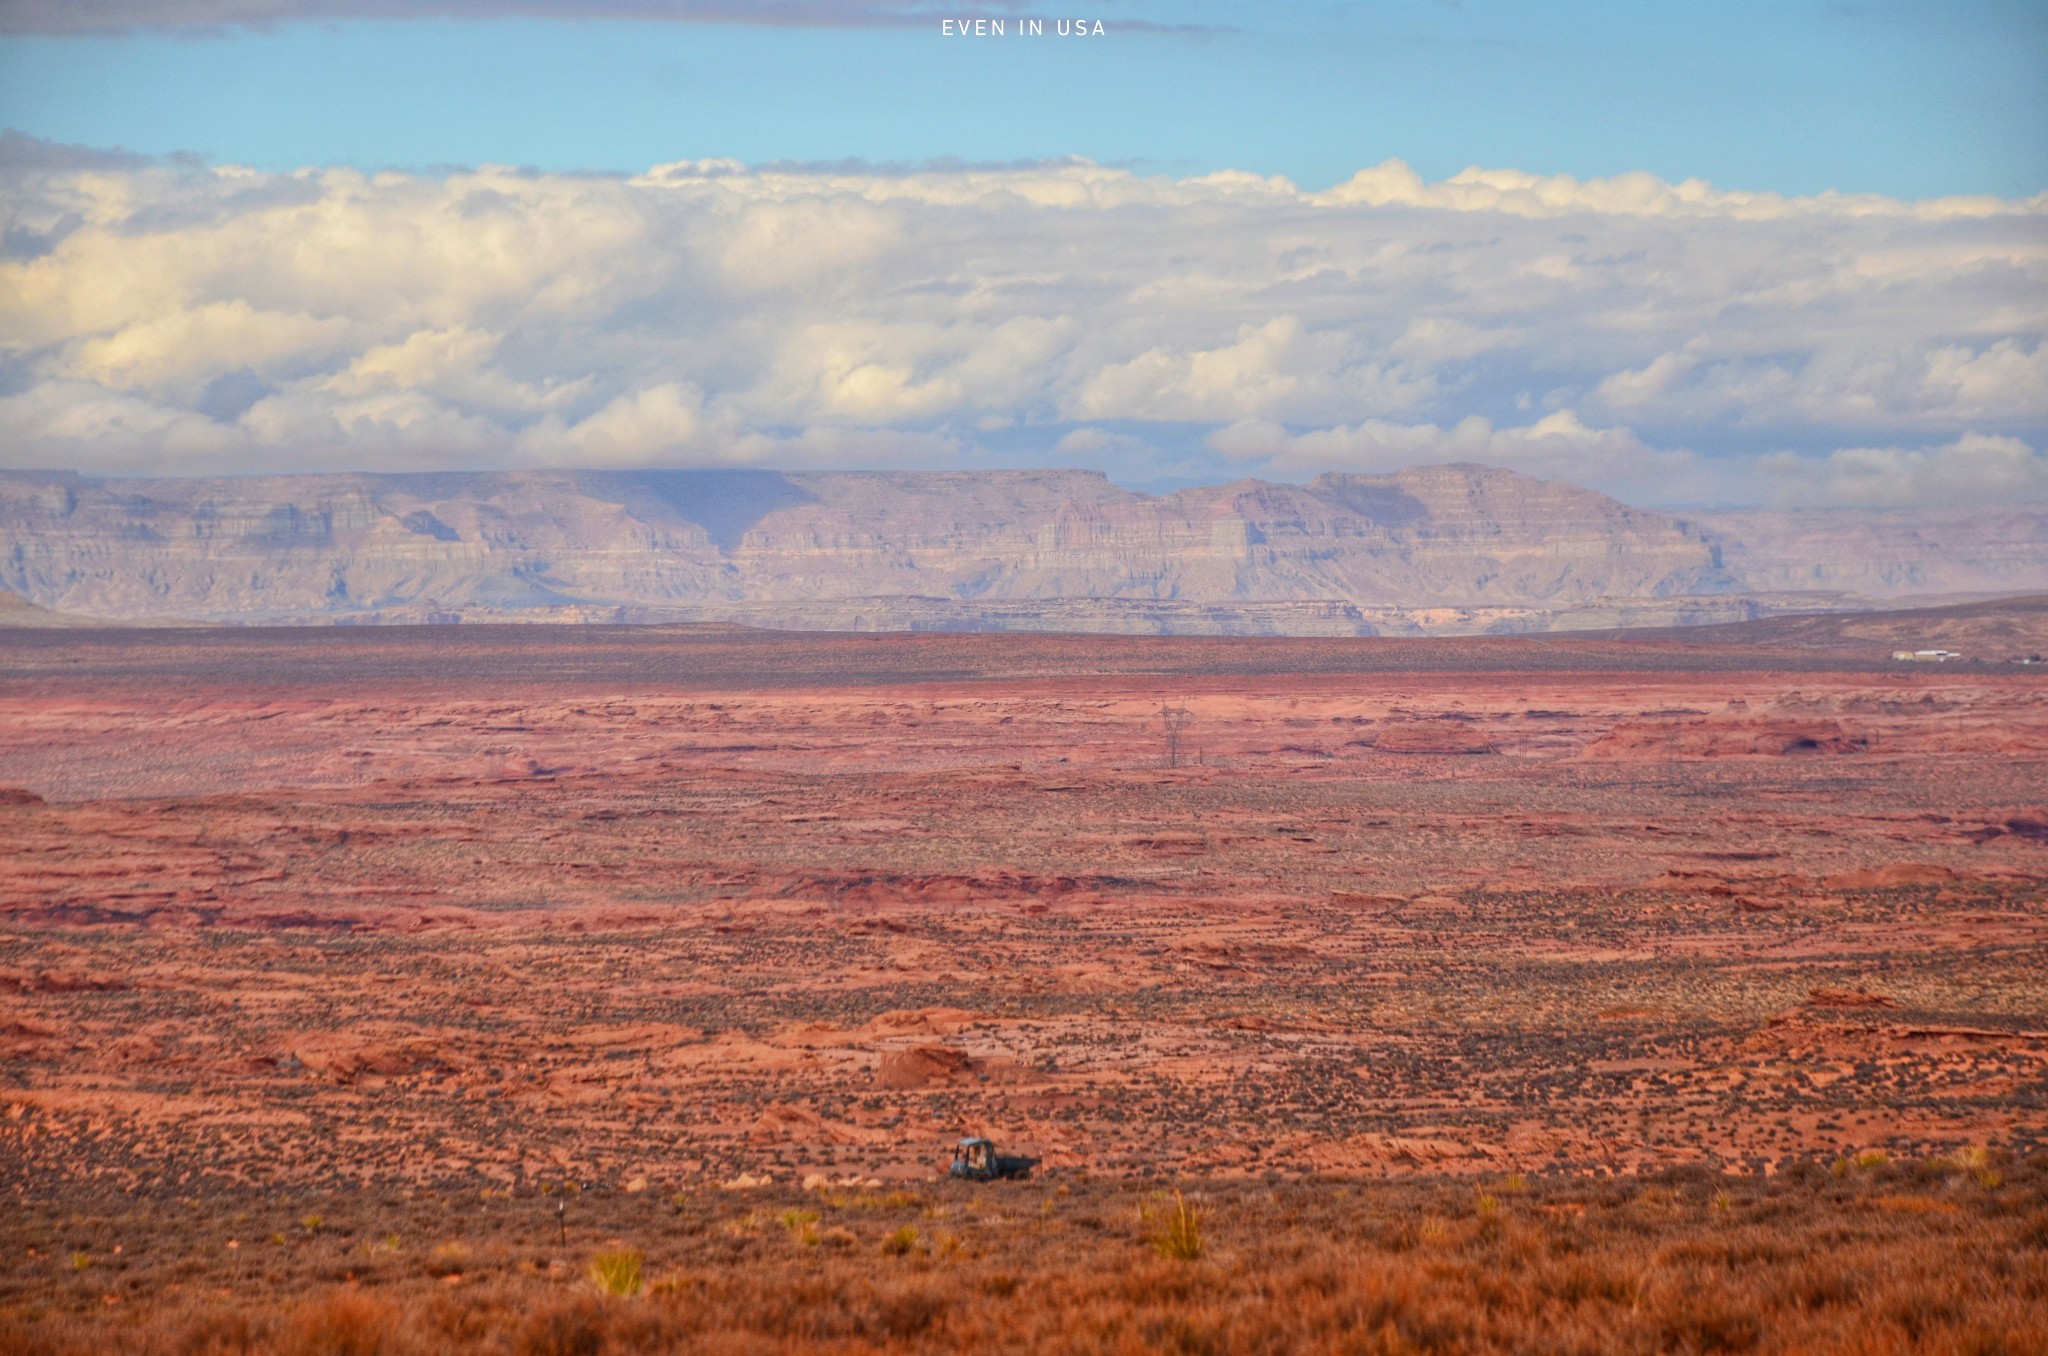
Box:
[1,622,2044,1191]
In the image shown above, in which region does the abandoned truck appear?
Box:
[949,1136,1038,1181]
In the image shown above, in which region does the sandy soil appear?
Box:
[1,626,2044,1192]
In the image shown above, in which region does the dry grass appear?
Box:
[1150,1192,1203,1261]
[3,1160,2044,1354]
[586,1249,642,1298]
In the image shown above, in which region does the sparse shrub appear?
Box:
[874,1284,950,1339]
[281,1291,397,1356]
[1785,1258,1860,1309]
[1955,1145,2005,1188]
[519,1299,604,1356]
[1887,1286,1966,1342]
[1152,1191,1203,1261]
[588,1248,643,1297]
[1660,1292,1763,1353]
[173,1308,261,1352]
[778,1207,821,1246]
[425,1289,497,1343]
[1538,1255,1635,1305]
[7,1171,2047,1354]
[301,1214,325,1234]
[424,1242,467,1278]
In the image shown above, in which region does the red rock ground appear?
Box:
[0,625,2043,1192]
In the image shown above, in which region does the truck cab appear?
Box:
[949,1136,1038,1181]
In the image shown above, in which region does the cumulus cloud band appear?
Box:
[1,144,2042,505]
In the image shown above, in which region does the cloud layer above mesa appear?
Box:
[2,140,2044,506]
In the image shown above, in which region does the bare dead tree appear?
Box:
[1160,701,1191,768]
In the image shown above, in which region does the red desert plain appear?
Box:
[3,604,2046,1353]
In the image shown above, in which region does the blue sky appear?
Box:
[1,1,2043,197]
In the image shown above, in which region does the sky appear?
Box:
[1,0,2045,506]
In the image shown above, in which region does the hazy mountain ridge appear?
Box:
[1,465,2042,633]
[1694,505,2048,599]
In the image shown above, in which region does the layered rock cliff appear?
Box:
[1693,505,2048,599]
[0,465,2040,632]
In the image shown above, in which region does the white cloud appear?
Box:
[1592,339,2048,427]
[514,383,710,465]
[1592,349,1700,411]
[1207,409,1716,503]
[0,379,238,460]
[1919,340,2048,422]
[715,197,901,293]
[1068,316,1430,424]
[59,299,352,396]
[1,154,2043,504]
[323,325,591,412]
[1756,433,2048,508]
[1053,426,1149,456]
[1315,158,2048,222]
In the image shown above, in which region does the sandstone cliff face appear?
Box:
[717,466,1735,610]
[1694,505,2048,599]
[0,465,2037,632]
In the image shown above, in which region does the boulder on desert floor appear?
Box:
[876,1044,979,1090]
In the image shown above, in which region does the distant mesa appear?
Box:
[0,584,204,629]
[1,465,2044,637]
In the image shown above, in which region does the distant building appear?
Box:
[1893,649,1962,662]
